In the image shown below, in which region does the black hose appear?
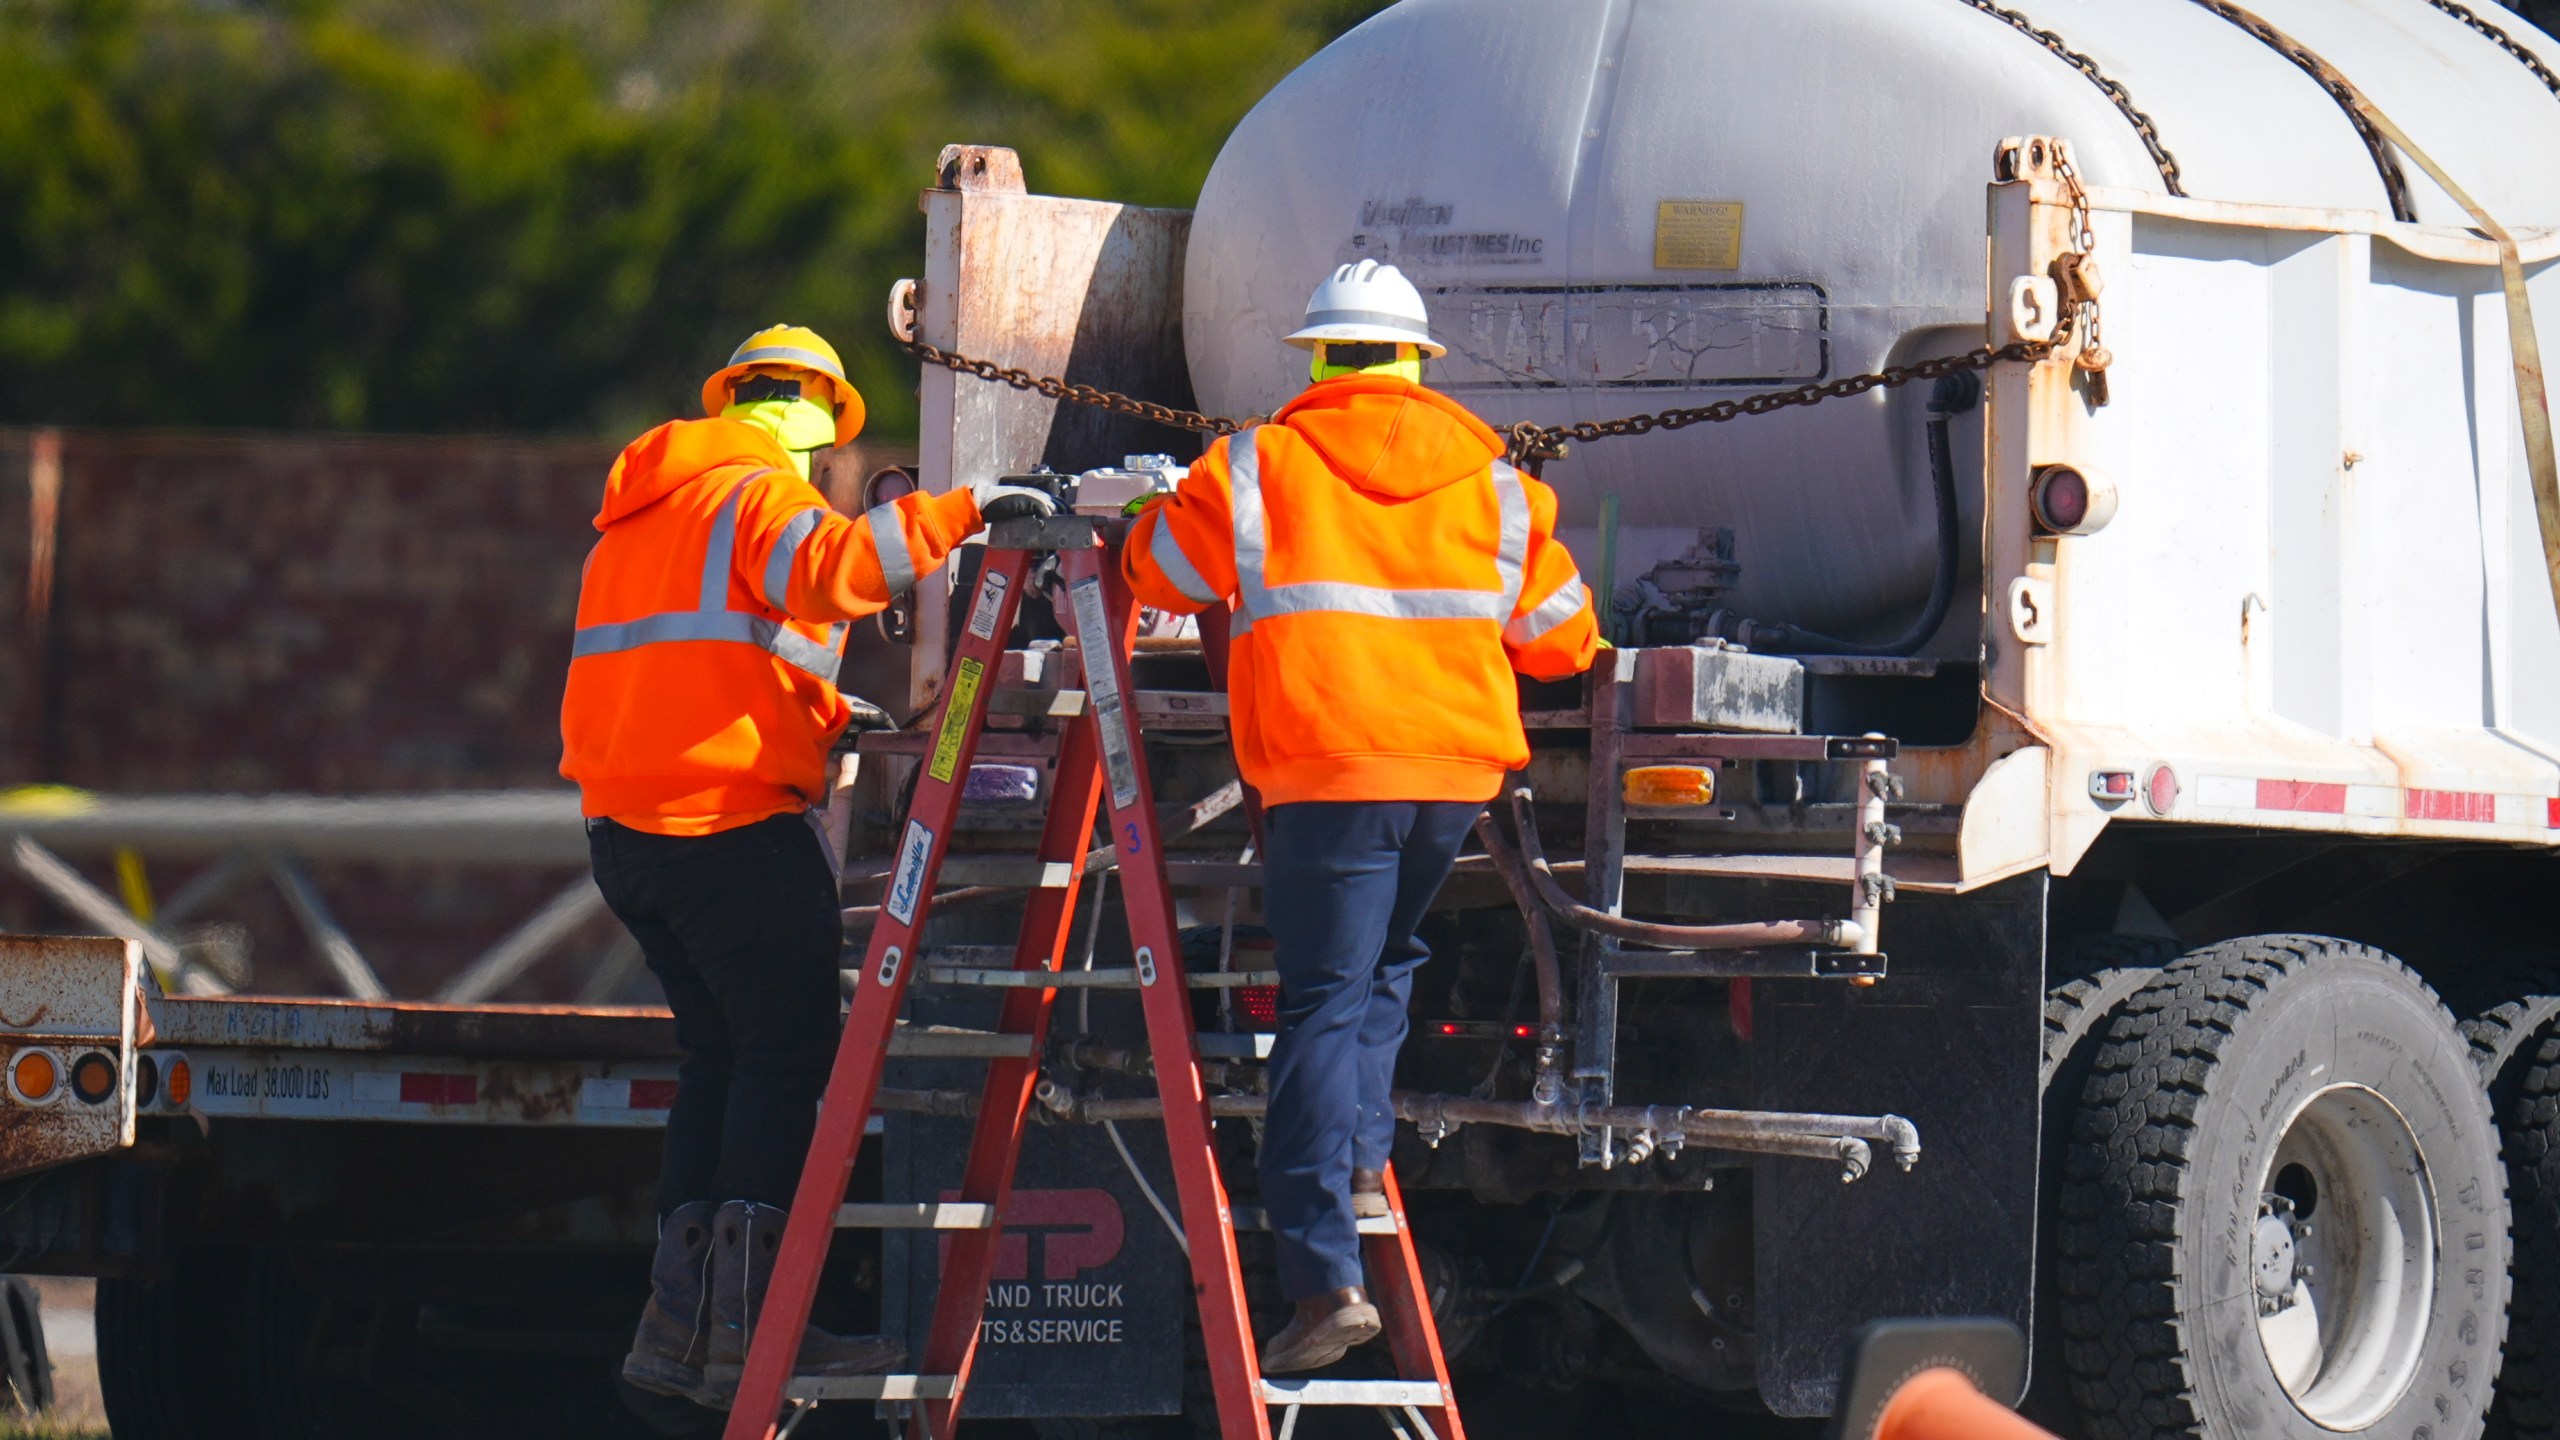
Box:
[1739,368,1979,657]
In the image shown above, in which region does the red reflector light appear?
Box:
[629,1078,679,1110]
[1236,986,1281,1031]
[1437,1023,1461,1036]
[1512,1024,1536,1039]
[2088,769,2135,801]
[401,1073,479,1106]
[2144,763,2181,817]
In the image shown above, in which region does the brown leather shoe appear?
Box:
[1350,1168,1390,1220]
[1259,1287,1382,1374]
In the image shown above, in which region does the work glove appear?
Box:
[971,476,1061,524]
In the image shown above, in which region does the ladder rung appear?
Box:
[918,965,1282,991]
[1230,1206,1399,1235]
[835,1203,996,1230]
[942,857,1082,888]
[1198,1032,1277,1061]
[988,688,1090,718]
[1260,1379,1445,1407]
[785,1374,959,1402]
[889,1025,1036,1059]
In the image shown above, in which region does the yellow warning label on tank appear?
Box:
[928,657,985,783]
[1654,200,1744,270]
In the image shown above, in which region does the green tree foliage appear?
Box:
[0,0,1392,438]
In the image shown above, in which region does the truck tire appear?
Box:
[97,1251,256,1440]
[2058,936,2508,1440]
[2022,934,2180,1429]
[2492,1027,2560,1436]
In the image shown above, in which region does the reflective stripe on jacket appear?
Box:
[561,418,982,835]
[1124,375,1599,805]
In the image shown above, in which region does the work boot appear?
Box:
[1351,1168,1390,1220]
[1259,1287,1382,1374]
[622,1201,719,1405]
[702,1201,905,1404]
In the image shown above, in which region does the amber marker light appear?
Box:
[1624,765,1717,807]
[9,1050,61,1107]
[163,1054,194,1110]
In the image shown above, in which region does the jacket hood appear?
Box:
[1271,375,1503,499]
[595,418,796,529]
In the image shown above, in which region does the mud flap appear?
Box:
[1751,870,2045,1417]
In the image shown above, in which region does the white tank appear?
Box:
[1184,0,2560,644]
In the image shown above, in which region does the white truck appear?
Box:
[1,3,2557,1439]
[860,1,2560,1437]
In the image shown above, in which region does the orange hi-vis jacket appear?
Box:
[560,418,983,835]
[1123,374,1600,807]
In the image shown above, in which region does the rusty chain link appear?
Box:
[899,151,2109,467]
[897,338,1247,436]
[1949,0,2187,196]
[2422,0,2560,102]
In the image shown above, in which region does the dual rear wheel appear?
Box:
[2044,935,2510,1440]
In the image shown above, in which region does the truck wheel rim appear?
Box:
[2251,1083,2435,1431]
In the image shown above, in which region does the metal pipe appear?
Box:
[1505,790,1865,951]
[1021,1080,1916,1184]
[1850,755,1891,956]
[1469,812,1568,1104]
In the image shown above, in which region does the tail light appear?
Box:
[1235,985,1281,1031]
[69,1052,116,1105]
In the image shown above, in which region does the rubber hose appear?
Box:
[1747,368,1977,657]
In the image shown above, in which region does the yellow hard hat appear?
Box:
[701,324,867,445]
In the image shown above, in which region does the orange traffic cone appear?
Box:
[1874,1367,2058,1440]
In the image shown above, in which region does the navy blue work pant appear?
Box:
[1258,799,1482,1300]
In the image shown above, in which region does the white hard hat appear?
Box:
[1283,261,1446,357]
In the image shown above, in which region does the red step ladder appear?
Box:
[720,516,1467,1440]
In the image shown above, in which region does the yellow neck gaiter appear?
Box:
[723,397,837,481]
[1311,343,1423,384]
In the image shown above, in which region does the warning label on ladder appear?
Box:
[1068,577,1141,810]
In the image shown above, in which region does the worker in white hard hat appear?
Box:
[1124,261,1600,1371]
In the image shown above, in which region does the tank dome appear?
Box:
[1184,0,2560,640]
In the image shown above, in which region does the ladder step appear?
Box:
[890,1025,1036,1059]
[1197,1032,1277,1061]
[835,1203,996,1230]
[918,965,1282,991]
[1260,1379,1446,1408]
[784,1374,960,1402]
[1230,1206,1399,1235]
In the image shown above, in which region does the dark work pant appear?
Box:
[1258,800,1482,1300]
[588,813,843,1218]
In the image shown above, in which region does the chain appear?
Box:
[1949,0,2187,197]
[897,338,1247,436]
[2184,0,2416,222]
[902,153,2110,466]
[2422,0,2560,102]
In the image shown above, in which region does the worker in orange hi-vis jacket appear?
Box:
[1122,263,1602,1373]
[561,325,1060,1411]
